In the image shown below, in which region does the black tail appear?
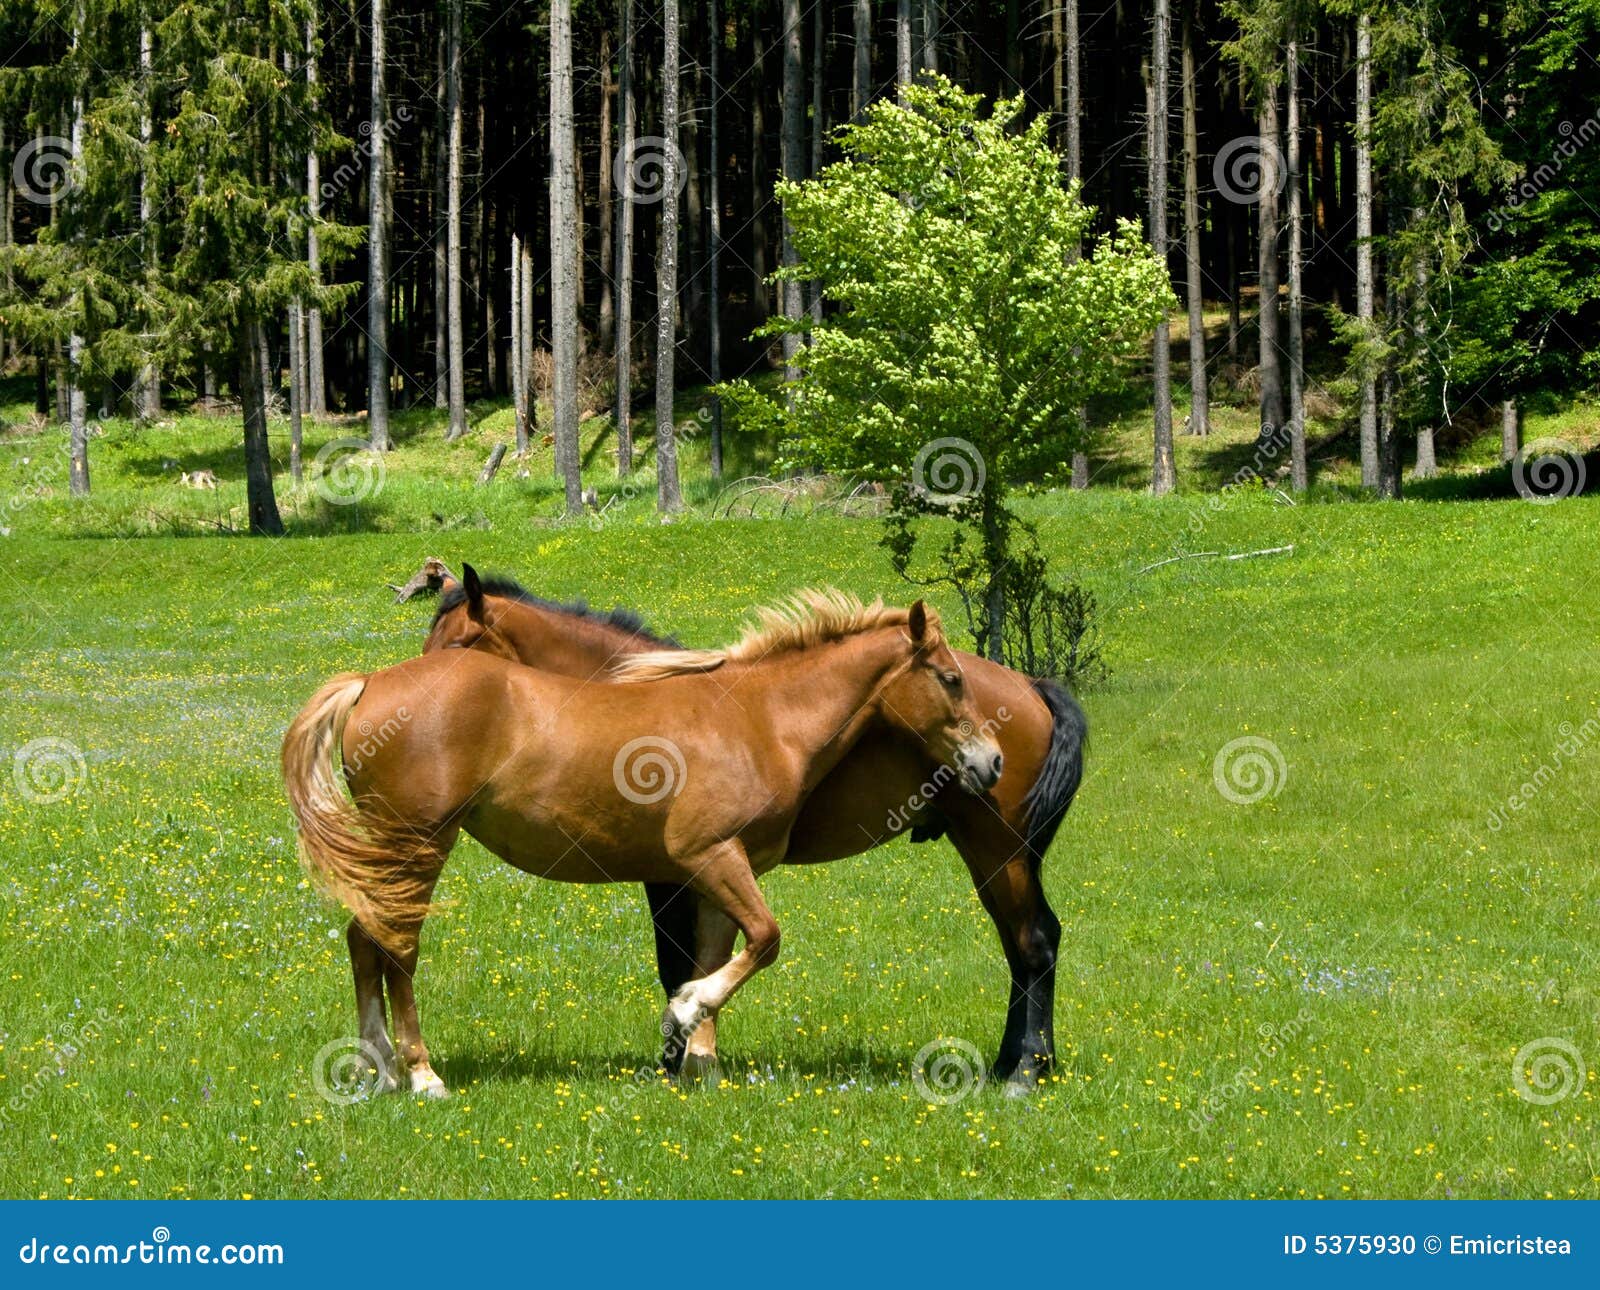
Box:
[1020,677,1087,866]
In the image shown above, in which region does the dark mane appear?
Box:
[431,572,678,647]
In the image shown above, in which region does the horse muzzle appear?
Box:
[954,738,1004,795]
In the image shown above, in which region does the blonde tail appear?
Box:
[282,673,443,956]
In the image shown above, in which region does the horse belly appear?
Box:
[784,734,931,863]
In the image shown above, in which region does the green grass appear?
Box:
[1,371,1597,1199]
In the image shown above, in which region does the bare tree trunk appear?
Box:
[896,0,912,93]
[709,0,724,478]
[780,0,805,382]
[615,0,636,474]
[599,26,615,352]
[1066,0,1088,490]
[288,298,305,483]
[809,0,824,328]
[432,22,448,409]
[137,21,160,419]
[922,0,939,72]
[1378,190,1402,499]
[750,23,770,310]
[1150,0,1175,496]
[656,0,683,511]
[304,12,326,415]
[68,7,89,496]
[1411,208,1436,479]
[853,0,871,117]
[1356,13,1377,490]
[521,235,535,450]
[1181,4,1208,437]
[1256,82,1284,448]
[1500,399,1520,461]
[444,0,468,440]
[1286,37,1306,490]
[551,0,583,514]
[239,318,284,535]
[366,0,392,450]
[511,230,526,451]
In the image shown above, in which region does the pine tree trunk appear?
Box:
[304,9,326,416]
[1286,37,1306,491]
[656,0,684,512]
[1150,0,1174,496]
[1378,189,1402,499]
[288,299,305,483]
[981,496,1006,664]
[615,0,636,473]
[444,0,468,440]
[366,0,392,450]
[1500,400,1520,462]
[1066,0,1088,490]
[137,22,160,419]
[1411,207,1436,479]
[511,230,526,451]
[709,0,724,478]
[1355,13,1377,490]
[780,0,805,382]
[68,8,89,496]
[1256,84,1284,448]
[551,0,583,515]
[239,318,284,536]
[432,23,448,409]
[922,0,939,71]
[896,0,912,93]
[853,0,871,117]
[599,26,616,352]
[750,22,769,310]
[521,236,535,447]
[1181,4,1208,437]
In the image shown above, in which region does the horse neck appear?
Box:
[745,629,909,790]
[496,599,654,675]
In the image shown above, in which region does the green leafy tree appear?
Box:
[725,77,1172,660]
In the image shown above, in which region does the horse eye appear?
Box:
[941,671,961,688]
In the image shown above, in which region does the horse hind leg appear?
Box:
[347,921,400,1093]
[377,828,456,1099]
[677,904,739,1082]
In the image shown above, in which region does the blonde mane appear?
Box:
[613,588,939,682]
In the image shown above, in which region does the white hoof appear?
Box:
[410,1066,450,1100]
[680,1050,723,1084]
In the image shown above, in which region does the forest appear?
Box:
[3,0,1596,538]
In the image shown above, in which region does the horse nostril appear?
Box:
[989,752,1003,780]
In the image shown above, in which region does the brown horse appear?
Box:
[285,592,1002,1097]
[425,566,1086,1088]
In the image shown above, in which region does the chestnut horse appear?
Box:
[285,592,1002,1097]
[425,566,1085,1088]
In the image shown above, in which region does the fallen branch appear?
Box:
[1138,544,1294,575]
[389,556,457,603]
[477,443,508,486]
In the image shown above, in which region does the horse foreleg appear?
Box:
[379,833,454,1100]
[678,904,739,1081]
[346,921,400,1093]
[659,844,780,1065]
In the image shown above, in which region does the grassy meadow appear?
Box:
[0,369,1597,1199]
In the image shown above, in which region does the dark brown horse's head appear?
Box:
[880,600,1004,795]
[422,564,521,661]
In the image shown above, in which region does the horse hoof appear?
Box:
[409,1068,450,1100]
[679,1051,723,1085]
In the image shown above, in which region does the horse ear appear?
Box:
[908,599,928,646]
[463,563,484,620]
